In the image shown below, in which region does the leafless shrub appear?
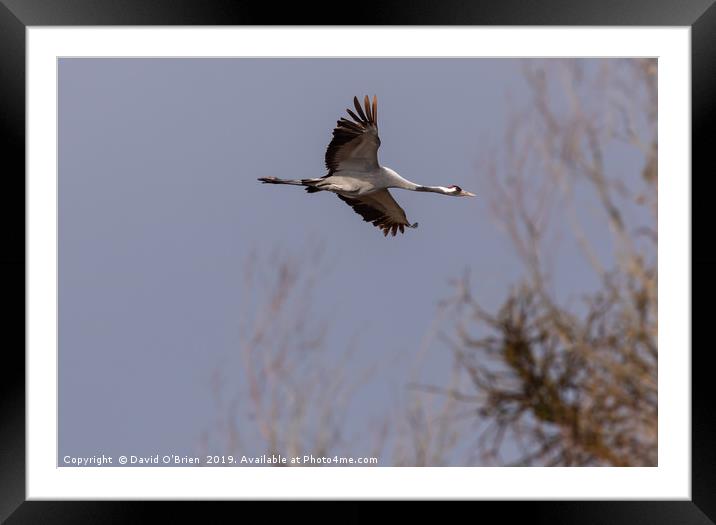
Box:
[437,59,657,466]
[200,244,378,464]
[391,305,473,467]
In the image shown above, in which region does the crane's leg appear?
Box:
[257,176,322,186]
[257,176,325,192]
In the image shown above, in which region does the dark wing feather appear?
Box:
[324,95,381,174]
[345,109,364,124]
[336,189,414,237]
[364,95,373,122]
[353,96,368,122]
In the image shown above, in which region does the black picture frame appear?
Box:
[2,0,712,521]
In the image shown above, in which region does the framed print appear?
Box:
[2,0,713,521]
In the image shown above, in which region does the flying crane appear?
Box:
[259,95,475,236]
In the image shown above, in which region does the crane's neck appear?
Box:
[381,167,452,195]
[415,185,453,195]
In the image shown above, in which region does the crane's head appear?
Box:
[446,185,476,197]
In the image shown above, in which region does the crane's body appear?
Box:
[259,95,475,236]
[295,167,418,196]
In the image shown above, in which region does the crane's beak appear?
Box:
[459,190,476,197]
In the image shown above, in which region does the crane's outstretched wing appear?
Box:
[337,189,417,237]
[325,95,380,174]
